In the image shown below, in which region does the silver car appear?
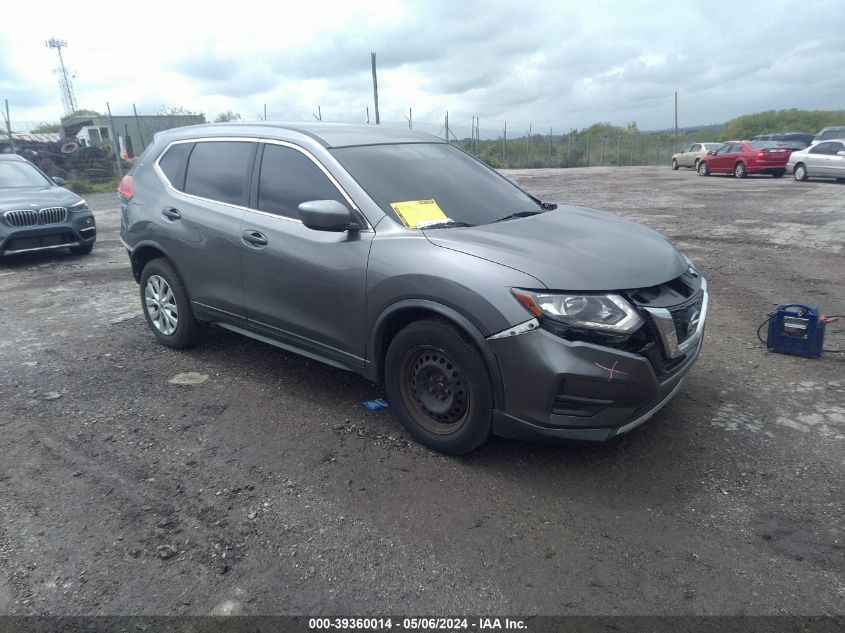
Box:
[787,140,845,182]
[671,143,723,170]
[119,123,707,454]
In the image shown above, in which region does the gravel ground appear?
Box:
[0,167,842,616]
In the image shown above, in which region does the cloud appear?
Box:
[2,0,844,130]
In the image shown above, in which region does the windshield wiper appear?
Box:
[492,210,544,223]
[419,220,476,230]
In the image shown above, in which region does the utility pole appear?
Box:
[370,52,380,124]
[567,132,572,167]
[631,132,635,166]
[503,122,507,166]
[586,135,590,167]
[366,107,370,124]
[617,135,621,166]
[548,127,552,167]
[264,103,267,121]
[404,108,412,129]
[4,100,15,153]
[313,106,322,121]
[46,38,77,115]
[106,102,123,179]
[600,136,605,164]
[674,91,678,144]
[445,111,449,143]
[132,103,146,151]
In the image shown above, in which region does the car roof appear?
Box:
[157,122,446,149]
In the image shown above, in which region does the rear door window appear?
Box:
[256,144,346,220]
[184,141,256,206]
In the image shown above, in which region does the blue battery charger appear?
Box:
[766,304,826,359]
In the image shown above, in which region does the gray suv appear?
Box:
[119,123,707,454]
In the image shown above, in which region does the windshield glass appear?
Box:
[331,143,540,228]
[0,160,52,188]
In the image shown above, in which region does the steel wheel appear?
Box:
[794,164,808,181]
[144,274,178,336]
[399,345,469,435]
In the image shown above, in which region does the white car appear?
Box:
[671,143,723,170]
[786,140,845,182]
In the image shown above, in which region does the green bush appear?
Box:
[66,179,119,195]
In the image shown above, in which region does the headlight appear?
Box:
[511,289,644,333]
[69,199,89,213]
[682,253,699,276]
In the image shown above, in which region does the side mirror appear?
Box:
[52,176,66,186]
[298,199,356,232]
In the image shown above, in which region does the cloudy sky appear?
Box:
[1,0,843,136]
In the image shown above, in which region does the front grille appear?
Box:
[669,293,704,344]
[4,207,68,227]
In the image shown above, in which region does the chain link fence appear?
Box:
[2,101,708,187]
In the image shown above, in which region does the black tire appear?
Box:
[694,158,700,171]
[794,163,808,181]
[698,161,709,176]
[772,170,785,178]
[734,162,747,178]
[384,320,493,454]
[139,258,200,348]
[671,158,679,170]
[69,241,94,255]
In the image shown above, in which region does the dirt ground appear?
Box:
[0,167,842,616]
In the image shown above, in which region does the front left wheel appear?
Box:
[384,320,493,454]
[140,258,200,348]
[671,159,679,170]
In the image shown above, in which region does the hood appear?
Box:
[0,186,81,212]
[424,206,686,291]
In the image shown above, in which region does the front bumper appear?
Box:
[0,213,96,256]
[488,286,707,443]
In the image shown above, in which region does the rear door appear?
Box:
[153,139,255,323]
[239,141,374,366]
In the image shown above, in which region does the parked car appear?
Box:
[786,139,845,182]
[697,141,792,178]
[119,123,707,454]
[0,153,96,257]
[749,133,813,151]
[671,143,723,170]
[812,126,845,143]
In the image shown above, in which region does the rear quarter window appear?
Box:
[157,142,193,190]
[183,141,256,206]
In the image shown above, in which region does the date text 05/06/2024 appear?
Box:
[308,618,528,630]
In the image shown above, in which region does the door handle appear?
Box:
[242,230,268,247]
[162,207,181,221]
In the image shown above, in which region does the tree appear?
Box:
[719,109,845,140]
[60,109,101,123]
[214,110,242,123]
[155,105,205,119]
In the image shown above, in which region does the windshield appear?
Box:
[331,143,540,228]
[0,160,52,188]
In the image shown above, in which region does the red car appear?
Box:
[698,141,792,178]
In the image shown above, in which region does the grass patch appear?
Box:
[66,179,120,195]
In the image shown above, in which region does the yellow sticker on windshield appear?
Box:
[389,199,447,228]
